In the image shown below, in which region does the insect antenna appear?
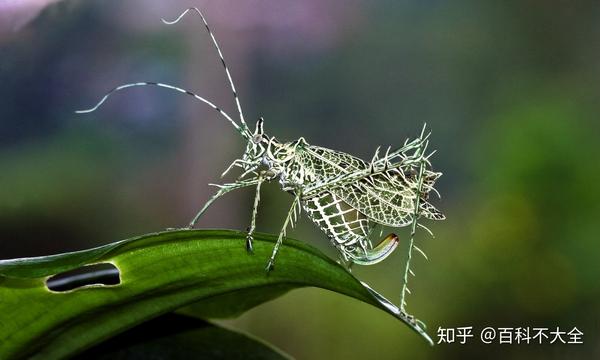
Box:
[76,7,253,140]
[162,7,250,136]
[75,82,245,136]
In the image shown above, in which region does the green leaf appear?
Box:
[79,313,290,359]
[0,229,432,359]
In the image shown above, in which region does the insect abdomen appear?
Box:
[302,192,372,249]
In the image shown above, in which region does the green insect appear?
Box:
[77,8,444,311]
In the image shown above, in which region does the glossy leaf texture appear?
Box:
[0,229,432,359]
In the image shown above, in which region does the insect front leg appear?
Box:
[265,194,301,272]
[221,158,249,178]
[245,174,266,253]
[188,178,261,229]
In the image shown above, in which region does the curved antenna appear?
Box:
[162,7,249,133]
[75,82,247,137]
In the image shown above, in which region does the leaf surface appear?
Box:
[0,229,432,359]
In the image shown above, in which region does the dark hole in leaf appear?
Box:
[46,263,120,292]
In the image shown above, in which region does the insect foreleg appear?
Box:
[221,158,252,178]
[188,178,261,228]
[238,165,260,180]
[246,174,265,253]
[265,194,301,272]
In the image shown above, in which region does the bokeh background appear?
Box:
[1,0,599,358]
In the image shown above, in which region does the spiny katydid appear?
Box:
[76,8,445,316]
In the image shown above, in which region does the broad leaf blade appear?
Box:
[78,313,290,359]
[0,229,432,359]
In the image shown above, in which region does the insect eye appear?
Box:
[252,134,263,144]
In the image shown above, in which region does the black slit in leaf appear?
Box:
[46,263,120,292]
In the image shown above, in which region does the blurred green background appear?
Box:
[1,0,599,358]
